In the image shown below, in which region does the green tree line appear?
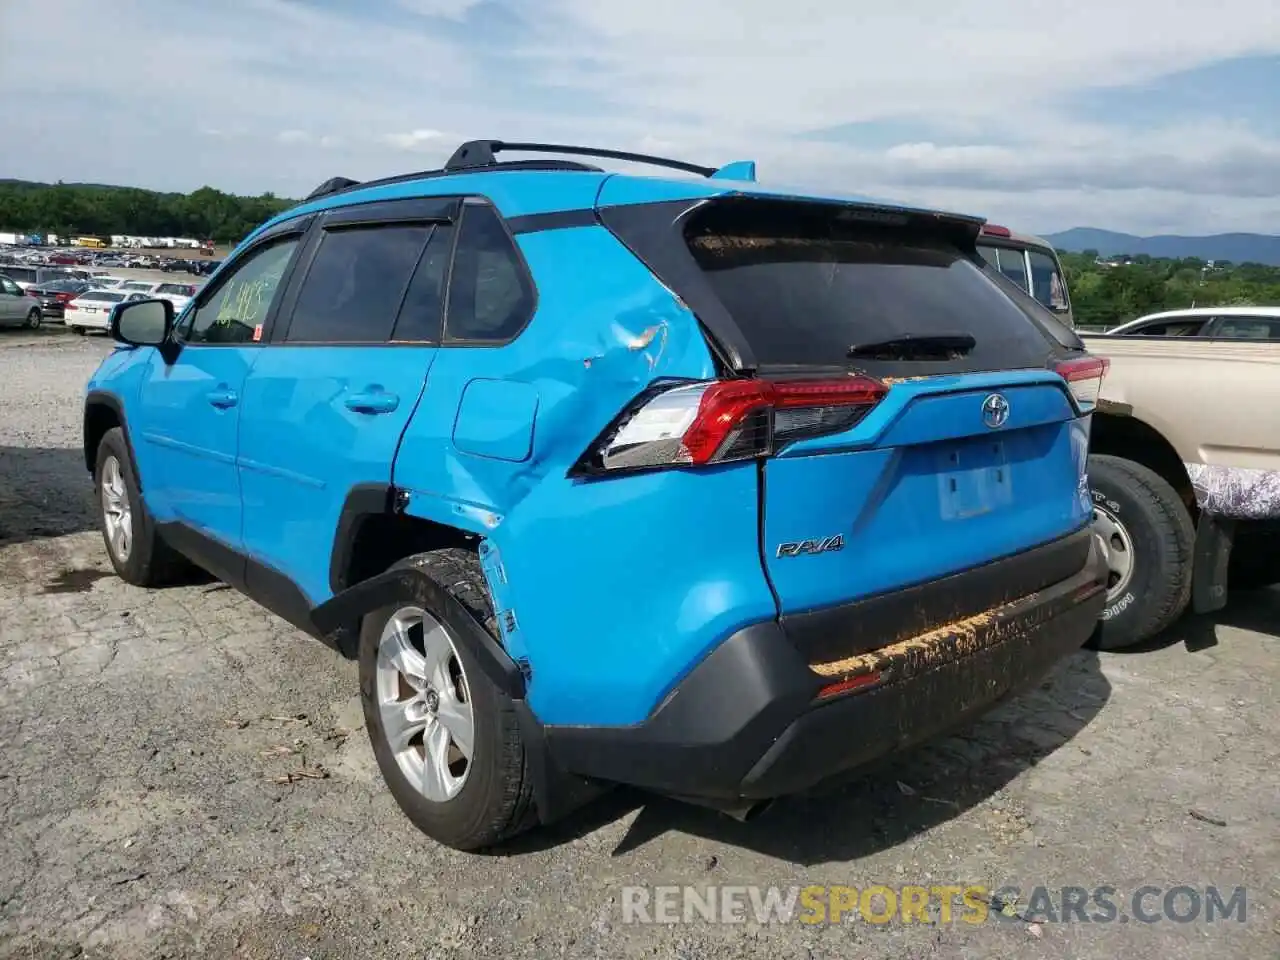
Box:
[1061,251,1280,329]
[0,181,296,244]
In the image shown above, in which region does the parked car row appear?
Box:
[0,268,204,334]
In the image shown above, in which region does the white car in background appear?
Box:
[89,276,130,290]
[117,280,199,314]
[64,290,149,334]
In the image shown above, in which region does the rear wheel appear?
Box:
[25,309,40,330]
[1087,454,1195,650]
[358,549,536,851]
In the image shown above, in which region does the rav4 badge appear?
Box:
[776,535,845,558]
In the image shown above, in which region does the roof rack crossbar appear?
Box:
[445,140,717,177]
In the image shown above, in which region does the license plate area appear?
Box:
[937,437,1012,520]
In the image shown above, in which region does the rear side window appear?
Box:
[1214,316,1280,339]
[5,267,35,283]
[444,204,534,343]
[1028,249,1068,312]
[286,224,431,343]
[684,202,1055,370]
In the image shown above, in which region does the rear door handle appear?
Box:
[345,389,400,415]
[206,387,238,409]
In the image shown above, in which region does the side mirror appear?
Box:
[111,298,173,347]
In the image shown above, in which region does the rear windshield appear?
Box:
[79,291,124,302]
[684,202,1056,371]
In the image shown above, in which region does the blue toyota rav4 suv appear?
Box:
[85,140,1110,850]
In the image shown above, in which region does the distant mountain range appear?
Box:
[1043,228,1280,266]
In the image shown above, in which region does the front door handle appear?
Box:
[345,388,400,415]
[206,387,238,409]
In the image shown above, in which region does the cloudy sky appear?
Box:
[3,0,1280,235]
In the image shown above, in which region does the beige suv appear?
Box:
[1078,330,1280,648]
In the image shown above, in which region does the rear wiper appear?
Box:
[847,333,976,361]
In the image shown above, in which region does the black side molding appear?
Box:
[312,566,527,699]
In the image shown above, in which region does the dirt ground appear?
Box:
[1,331,1277,959]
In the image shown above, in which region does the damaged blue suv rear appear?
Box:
[84,140,1110,850]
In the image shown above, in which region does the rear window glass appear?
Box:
[80,291,124,302]
[684,203,1054,370]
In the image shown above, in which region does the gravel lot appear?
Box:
[1,330,1277,959]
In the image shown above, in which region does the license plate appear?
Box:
[937,439,1013,520]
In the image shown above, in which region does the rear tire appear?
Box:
[1087,454,1195,650]
[26,309,40,330]
[94,427,188,587]
[358,549,537,851]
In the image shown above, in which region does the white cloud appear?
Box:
[393,0,484,19]
[383,129,449,151]
[1,0,1279,233]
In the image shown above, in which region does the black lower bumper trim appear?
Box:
[781,526,1094,665]
[545,532,1108,801]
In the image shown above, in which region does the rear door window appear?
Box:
[683,201,1056,373]
[285,224,432,343]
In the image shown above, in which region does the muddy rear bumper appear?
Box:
[544,528,1109,801]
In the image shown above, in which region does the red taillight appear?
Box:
[577,375,889,474]
[1054,355,1109,410]
[56,292,76,303]
[980,223,1012,237]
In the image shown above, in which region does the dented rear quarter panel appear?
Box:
[392,222,779,727]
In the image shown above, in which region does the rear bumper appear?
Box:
[544,528,1108,801]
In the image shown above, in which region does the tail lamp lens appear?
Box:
[579,376,888,474]
[1054,355,1109,411]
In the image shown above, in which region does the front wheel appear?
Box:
[358,549,537,851]
[95,427,187,587]
[26,309,40,330]
[1087,454,1195,650]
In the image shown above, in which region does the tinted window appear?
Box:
[1028,250,1068,312]
[4,267,35,283]
[996,248,1029,290]
[1129,319,1207,336]
[977,245,1000,270]
[392,224,454,342]
[183,238,299,345]
[121,282,153,292]
[444,204,533,342]
[0,278,20,295]
[685,202,1054,370]
[1214,316,1280,339]
[79,291,125,302]
[286,224,431,343]
[156,283,194,296]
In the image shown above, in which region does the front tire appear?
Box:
[358,549,536,851]
[26,309,41,330]
[94,427,186,587]
[1087,454,1195,650]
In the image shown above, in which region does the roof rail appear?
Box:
[304,176,361,202]
[445,140,718,177]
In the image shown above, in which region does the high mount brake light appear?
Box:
[1054,355,1109,410]
[578,376,889,474]
[980,223,1012,237]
